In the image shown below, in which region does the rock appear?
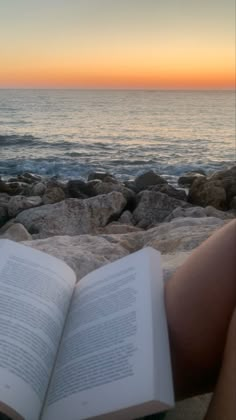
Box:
[150,183,187,201]
[188,166,236,210]
[178,171,206,187]
[133,191,188,228]
[42,186,65,204]
[96,223,142,234]
[205,205,234,220]
[30,182,46,196]
[67,179,96,198]
[16,192,127,238]
[143,217,226,254]
[17,172,42,184]
[134,170,167,191]
[0,180,11,193]
[209,165,236,206]
[124,180,138,193]
[0,223,32,241]
[0,193,11,227]
[0,206,8,227]
[24,235,129,281]
[93,181,136,209]
[23,216,226,282]
[230,196,236,210]
[188,178,227,210]
[8,195,42,218]
[0,180,30,196]
[87,172,117,183]
[165,206,207,222]
[118,210,134,225]
[165,205,234,222]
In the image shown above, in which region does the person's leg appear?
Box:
[204,307,236,420]
[164,219,236,400]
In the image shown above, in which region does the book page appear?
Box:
[42,248,174,420]
[0,240,76,420]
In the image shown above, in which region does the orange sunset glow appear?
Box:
[0,0,235,89]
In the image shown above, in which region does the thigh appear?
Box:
[164,219,236,400]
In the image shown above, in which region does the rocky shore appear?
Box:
[0,165,235,420]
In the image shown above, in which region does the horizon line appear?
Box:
[0,87,235,91]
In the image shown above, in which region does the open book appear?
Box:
[0,239,174,420]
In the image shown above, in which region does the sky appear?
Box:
[0,0,235,89]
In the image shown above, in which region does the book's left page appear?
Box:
[0,240,76,420]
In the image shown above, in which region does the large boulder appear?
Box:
[8,195,42,218]
[133,191,189,228]
[208,165,236,206]
[16,192,127,238]
[188,166,236,210]
[188,178,227,210]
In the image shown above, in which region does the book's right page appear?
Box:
[42,247,174,420]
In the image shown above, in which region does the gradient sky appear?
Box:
[0,0,235,89]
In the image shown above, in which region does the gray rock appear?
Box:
[31,182,46,196]
[143,217,226,254]
[1,223,32,241]
[134,170,167,191]
[124,180,138,193]
[16,192,127,238]
[133,191,188,228]
[67,179,96,198]
[42,186,65,204]
[93,181,136,208]
[8,195,42,218]
[165,205,234,222]
[118,210,134,225]
[205,205,234,220]
[149,183,187,201]
[96,223,142,235]
[165,206,207,222]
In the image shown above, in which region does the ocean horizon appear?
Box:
[0,89,235,186]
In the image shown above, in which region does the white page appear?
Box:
[42,248,174,420]
[0,239,76,420]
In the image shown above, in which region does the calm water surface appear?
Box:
[0,90,235,185]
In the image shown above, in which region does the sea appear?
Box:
[0,89,235,186]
